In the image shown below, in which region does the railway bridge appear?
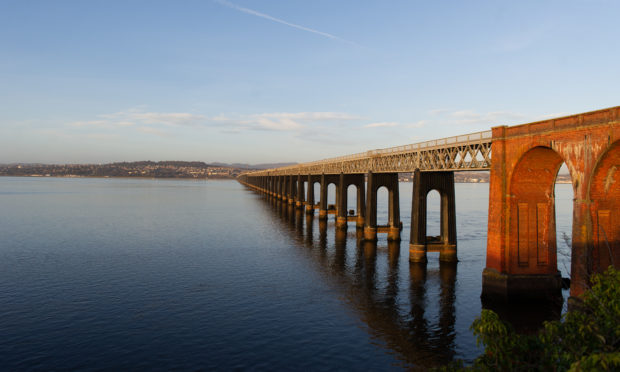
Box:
[238,106,619,301]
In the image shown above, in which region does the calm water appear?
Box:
[0,177,573,370]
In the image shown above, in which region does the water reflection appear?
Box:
[481,295,563,334]
[264,196,458,369]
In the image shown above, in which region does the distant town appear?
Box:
[0,161,251,179]
[0,162,572,183]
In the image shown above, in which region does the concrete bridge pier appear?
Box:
[355,180,366,229]
[409,170,457,263]
[364,171,377,241]
[335,173,366,230]
[276,176,286,200]
[287,175,296,204]
[269,176,276,198]
[316,174,340,220]
[364,171,401,241]
[306,174,314,214]
[296,174,304,208]
[319,174,328,220]
[336,173,348,230]
[280,176,286,200]
[281,176,287,202]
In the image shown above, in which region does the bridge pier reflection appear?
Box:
[253,193,459,368]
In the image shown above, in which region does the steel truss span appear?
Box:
[247,130,492,176]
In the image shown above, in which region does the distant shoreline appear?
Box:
[0,171,573,184]
[0,161,243,180]
[0,174,235,181]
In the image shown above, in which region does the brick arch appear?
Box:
[508,146,567,275]
[588,140,620,274]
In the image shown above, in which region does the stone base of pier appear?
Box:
[481,268,562,301]
[363,227,377,241]
[387,227,400,241]
[409,244,427,263]
[439,244,457,262]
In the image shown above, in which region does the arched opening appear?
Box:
[426,189,441,240]
[554,162,573,280]
[377,186,389,226]
[509,146,566,275]
[303,181,308,201]
[589,140,620,273]
[347,184,358,217]
[327,183,337,213]
[313,182,320,207]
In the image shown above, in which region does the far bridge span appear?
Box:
[238,106,619,302]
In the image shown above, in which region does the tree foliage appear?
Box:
[440,266,620,371]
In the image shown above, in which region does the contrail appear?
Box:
[215,0,358,46]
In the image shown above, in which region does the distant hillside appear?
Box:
[111,161,214,168]
[210,162,297,170]
[0,161,247,179]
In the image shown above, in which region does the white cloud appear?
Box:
[70,109,206,129]
[363,120,425,129]
[425,109,526,126]
[216,111,362,131]
[364,121,399,128]
[132,112,206,126]
[68,109,361,135]
[69,120,129,128]
[403,120,426,128]
[137,126,170,137]
[453,110,525,125]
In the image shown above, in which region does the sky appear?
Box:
[1,0,619,164]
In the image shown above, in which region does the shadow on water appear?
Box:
[481,295,563,335]
[258,192,570,367]
[262,196,459,369]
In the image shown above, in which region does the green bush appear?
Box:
[440,266,619,371]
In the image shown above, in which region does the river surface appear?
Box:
[0,177,573,370]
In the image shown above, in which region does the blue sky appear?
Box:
[1,0,619,164]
